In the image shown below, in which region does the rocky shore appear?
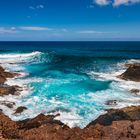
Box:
[0,64,140,140]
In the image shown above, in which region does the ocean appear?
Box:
[0,41,140,128]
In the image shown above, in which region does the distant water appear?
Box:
[0,41,140,128]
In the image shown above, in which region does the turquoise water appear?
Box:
[0,42,140,128]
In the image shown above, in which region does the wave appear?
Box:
[0,51,46,68]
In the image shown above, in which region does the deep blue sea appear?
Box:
[0,42,140,128]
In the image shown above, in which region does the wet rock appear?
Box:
[14,106,27,114]
[130,89,140,94]
[106,100,118,106]
[119,63,140,82]
[0,86,17,96]
[0,101,15,108]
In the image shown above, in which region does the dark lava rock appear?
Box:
[130,89,140,94]
[119,63,140,82]
[14,106,27,114]
[0,101,15,108]
[106,100,118,106]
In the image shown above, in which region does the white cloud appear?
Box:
[29,6,35,10]
[19,26,52,31]
[29,5,44,10]
[77,30,118,35]
[95,0,110,6]
[36,5,44,9]
[113,0,140,6]
[61,28,68,32]
[0,27,17,34]
[77,30,106,34]
[94,0,140,6]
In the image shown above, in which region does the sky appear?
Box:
[0,0,140,41]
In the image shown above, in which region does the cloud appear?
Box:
[29,5,44,10]
[95,0,110,6]
[29,6,35,10]
[0,27,17,34]
[94,0,140,6]
[77,30,119,35]
[36,5,44,9]
[113,0,140,6]
[19,26,52,31]
[61,28,68,32]
[77,30,108,34]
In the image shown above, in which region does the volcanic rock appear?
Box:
[130,89,140,94]
[0,101,15,108]
[0,86,17,96]
[106,100,118,106]
[120,63,140,82]
[14,106,27,114]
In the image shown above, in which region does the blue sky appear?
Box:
[0,0,140,41]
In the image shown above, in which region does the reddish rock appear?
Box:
[0,65,17,84]
[1,106,140,140]
[119,63,140,82]
[0,86,17,96]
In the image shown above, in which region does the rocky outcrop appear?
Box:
[87,106,140,126]
[1,106,140,140]
[119,63,140,82]
[0,86,17,96]
[0,66,17,84]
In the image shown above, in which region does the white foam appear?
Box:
[54,111,83,128]
[127,59,140,64]
[0,51,42,66]
[0,51,41,59]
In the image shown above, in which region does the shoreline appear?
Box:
[0,64,140,139]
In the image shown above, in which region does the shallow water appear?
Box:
[0,42,140,128]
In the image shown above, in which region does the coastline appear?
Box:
[0,64,140,140]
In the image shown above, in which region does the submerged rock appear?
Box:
[14,106,27,114]
[119,63,140,82]
[0,101,15,108]
[106,100,118,106]
[130,89,140,94]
